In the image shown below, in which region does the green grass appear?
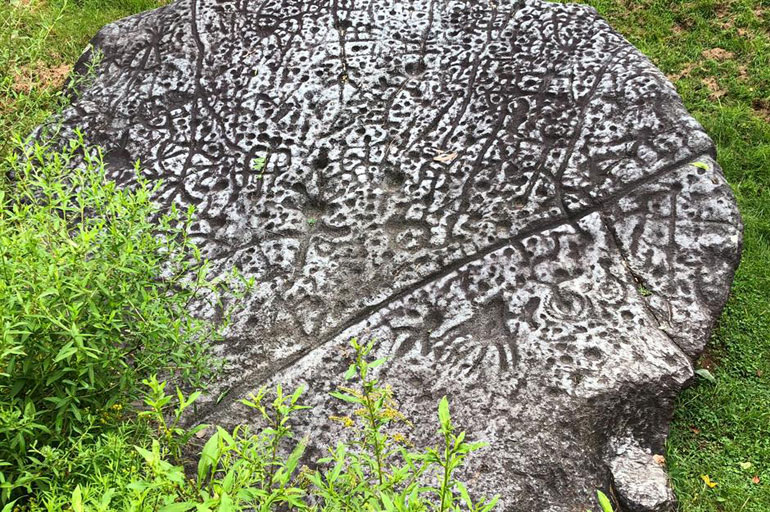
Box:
[1,0,769,510]
[0,0,168,155]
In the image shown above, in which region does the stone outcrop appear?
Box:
[47,0,742,509]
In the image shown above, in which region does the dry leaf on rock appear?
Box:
[433,151,458,164]
[652,454,666,466]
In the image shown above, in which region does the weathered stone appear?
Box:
[609,441,676,512]
[46,0,742,509]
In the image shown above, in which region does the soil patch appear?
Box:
[12,61,71,93]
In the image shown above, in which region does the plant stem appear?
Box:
[264,410,282,491]
[362,382,384,485]
[439,435,452,512]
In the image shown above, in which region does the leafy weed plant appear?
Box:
[32,340,499,512]
[0,134,247,501]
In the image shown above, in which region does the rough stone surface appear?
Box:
[47,0,742,510]
[609,442,676,512]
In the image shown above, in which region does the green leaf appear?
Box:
[597,490,614,512]
[330,391,361,403]
[1,500,19,512]
[159,503,197,512]
[695,368,716,383]
[135,444,159,466]
[480,495,500,512]
[221,467,237,494]
[98,489,116,511]
[217,492,235,512]
[54,342,77,362]
[71,485,84,512]
[381,492,395,511]
[198,430,220,482]
[127,481,151,493]
[691,161,710,170]
[368,357,387,369]
[438,396,451,430]
[456,481,473,509]
[284,436,308,478]
[290,385,305,404]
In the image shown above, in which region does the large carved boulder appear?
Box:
[48,0,742,510]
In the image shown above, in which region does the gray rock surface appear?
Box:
[48,0,742,509]
[609,441,676,512]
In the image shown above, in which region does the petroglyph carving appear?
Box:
[48,1,742,509]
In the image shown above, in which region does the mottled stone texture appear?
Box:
[50,0,742,509]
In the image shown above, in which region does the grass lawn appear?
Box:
[1,0,768,510]
[0,0,168,155]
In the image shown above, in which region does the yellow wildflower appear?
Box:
[330,415,355,428]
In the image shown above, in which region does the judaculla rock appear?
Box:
[44,0,743,509]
